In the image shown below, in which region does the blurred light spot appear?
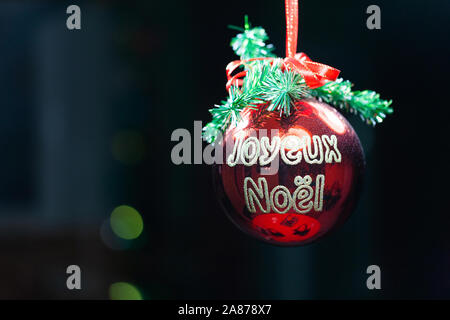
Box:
[109,282,143,300]
[100,219,132,250]
[309,99,346,134]
[110,205,143,240]
[283,128,311,150]
[112,130,146,165]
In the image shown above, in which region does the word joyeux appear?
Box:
[227,134,342,167]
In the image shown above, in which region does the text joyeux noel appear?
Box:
[227,134,342,215]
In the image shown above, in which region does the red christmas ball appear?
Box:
[213,98,365,246]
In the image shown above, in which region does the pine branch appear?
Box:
[203,85,258,144]
[260,67,309,116]
[311,79,393,125]
[203,16,394,144]
[229,16,275,60]
[202,60,276,143]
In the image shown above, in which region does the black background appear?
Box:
[0,0,449,299]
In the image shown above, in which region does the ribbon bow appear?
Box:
[284,52,340,89]
[226,53,340,90]
[226,0,340,91]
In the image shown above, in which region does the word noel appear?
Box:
[229,134,342,215]
[245,174,325,214]
[227,134,341,166]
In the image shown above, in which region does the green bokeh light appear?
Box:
[109,282,143,300]
[110,205,144,240]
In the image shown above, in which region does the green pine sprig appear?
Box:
[203,16,394,143]
[203,84,259,144]
[260,67,310,116]
[310,79,393,125]
[203,59,310,143]
[229,15,275,60]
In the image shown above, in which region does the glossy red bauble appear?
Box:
[213,98,365,246]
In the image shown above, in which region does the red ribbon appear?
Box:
[284,52,340,89]
[285,0,298,58]
[226,0,340,90]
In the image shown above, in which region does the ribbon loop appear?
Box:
[226,55,340,90]
[284,53,340,89]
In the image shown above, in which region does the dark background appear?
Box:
[0,0,449,299]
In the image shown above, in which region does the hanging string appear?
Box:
[285,0,299,58]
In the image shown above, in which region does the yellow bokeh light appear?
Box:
[109,282,143,300]
[110,205,144,240]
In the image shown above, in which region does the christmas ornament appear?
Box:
[204,0,393,246]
